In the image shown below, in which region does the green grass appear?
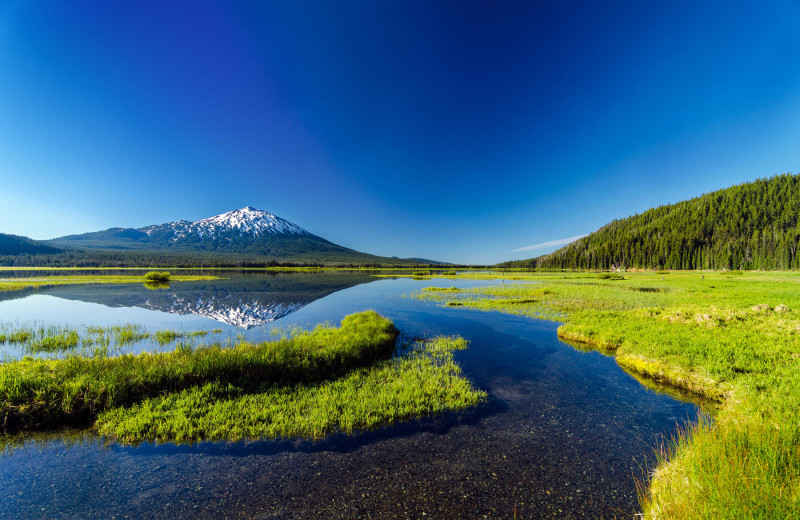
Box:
[1,325,85,354]
[87,324,150,346]
[144,271,171,282]
[0,323,220,357]
[415,270,800,519]
[97,335,485,443]
[422,286,461,293]
[27,330,81,353]
[0,330,33,344]
[154,330,183,345]
[0,311,485,444]
[153,329,216,345]
[0,273,222,293]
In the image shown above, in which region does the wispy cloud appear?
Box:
[512,234,588,253]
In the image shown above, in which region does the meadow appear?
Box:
[0,311,485,443]
[413,270,800,519]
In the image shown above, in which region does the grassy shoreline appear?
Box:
[0,273,222,293]
[415,270,800,518]
[0,311,485,444]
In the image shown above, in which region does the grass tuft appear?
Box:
[144,271,171,282]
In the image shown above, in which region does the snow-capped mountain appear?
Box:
[47,206,440,263]
[48,206,403,263]
[140,207,311,242]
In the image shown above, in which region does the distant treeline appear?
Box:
[503,173,800,270]
[0,250,448,269]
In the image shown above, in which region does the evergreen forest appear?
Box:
[503,173,800,270]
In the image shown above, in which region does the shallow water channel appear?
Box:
[0,271,699,518]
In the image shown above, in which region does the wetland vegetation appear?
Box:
[0,322,224,357]
[97,334,484,443]
[144,271,171,282]
[4,267,790,517]
[0,272,221,293]
[0,310,485,444]
[415,269,800,518]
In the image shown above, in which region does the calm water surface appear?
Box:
[0,271,698,519]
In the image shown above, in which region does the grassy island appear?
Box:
[0,311,485,444]
[416,270,800,519]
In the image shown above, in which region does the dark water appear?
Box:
[0,271,698,519]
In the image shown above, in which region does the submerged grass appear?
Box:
[416,270,800,519]
[0,330,33,344]
[0,323,220,357]
[27,330,81,353]
[153,329,215,345]
[1,325,84,354]
[1,311,484,444]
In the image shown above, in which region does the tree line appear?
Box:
[503,173,800,270]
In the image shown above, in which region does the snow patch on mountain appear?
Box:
[141,207,310,241]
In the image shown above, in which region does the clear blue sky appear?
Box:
[1,1,799,264]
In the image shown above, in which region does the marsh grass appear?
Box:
[87,325,149,346]
[597,273,625,280]
[1,311,398,432]
[0,323,221,358]
[0,273,220,293]
[0,330,33,344]
[1,325,84,354]
[154,330,182,345]
[144,271,171,282]
[27,330,81,353]
[154,329,217,345]
[96,335,486,443]
[422,287,461,293]
[415,270,800,518]
[1,311,484,444]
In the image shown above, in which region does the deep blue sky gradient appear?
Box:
[1,1,799,263]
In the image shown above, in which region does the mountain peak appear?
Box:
[179,207,310,238]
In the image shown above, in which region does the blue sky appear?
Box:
[1,1,799,264]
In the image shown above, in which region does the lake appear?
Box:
[0,270,699,518]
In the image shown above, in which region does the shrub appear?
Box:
[144,271,171,282]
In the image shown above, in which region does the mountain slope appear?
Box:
[503,173,800,270]
[47,207,414,264]
[0,233,63,256]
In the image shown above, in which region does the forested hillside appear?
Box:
[0,233,62,256]
[504,173,800,270]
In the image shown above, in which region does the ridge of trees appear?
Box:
[503,173,800,270]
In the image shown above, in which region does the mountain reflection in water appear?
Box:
[4,271,376,328]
